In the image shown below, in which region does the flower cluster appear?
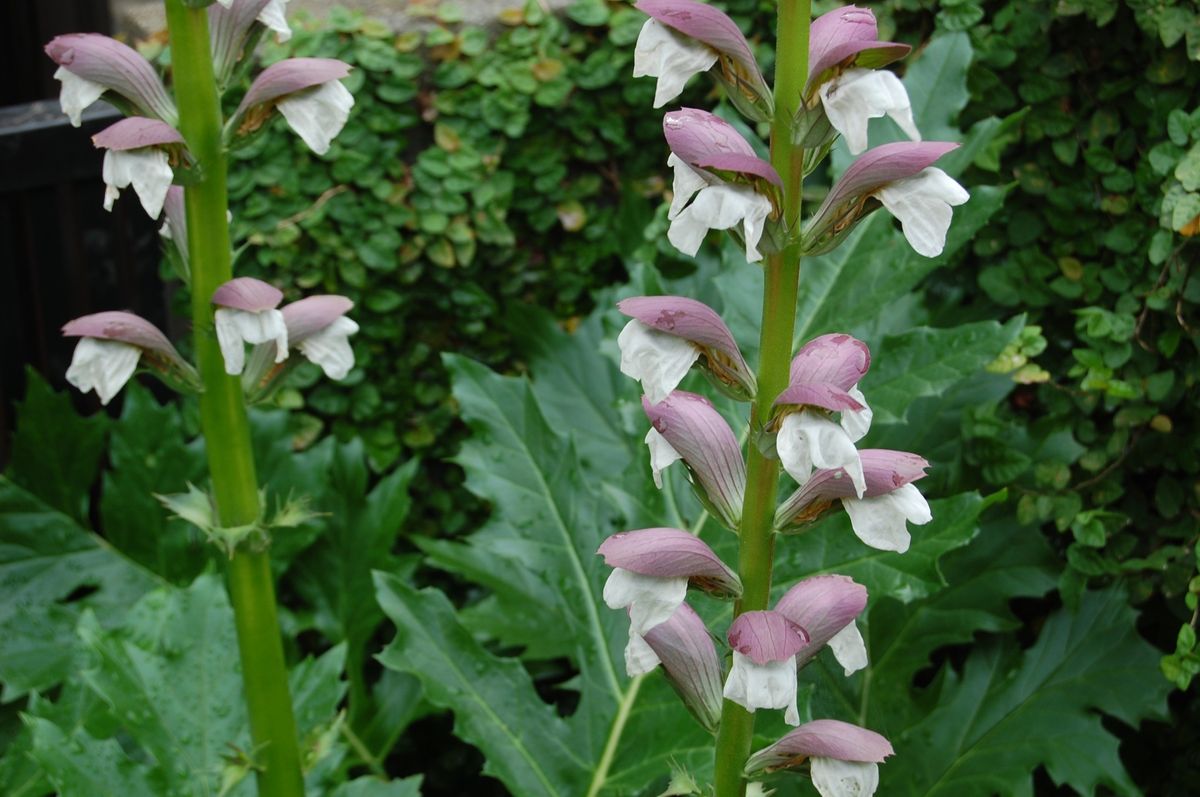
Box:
[632,0,968,262]
[49,0,359,406]
[597,3,959,795]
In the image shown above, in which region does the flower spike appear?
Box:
[212,277,288,376]
[804,141,968,257]
[633,0,772,121]
[724,610,810,726]
[775,575,869,675]
[232,58,354,155]
[618,294,755,401]
[45,33,177,127]
[777,449,932,552]
[632,603,724,732]
[92,117,185,219]
[62,311,198,404]
[642,392,746,531]
[661,109,777,262]
[744,718,894,797]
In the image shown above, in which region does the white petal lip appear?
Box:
[624,630,662,677]
[875,167,970,258]
[54,67,105,128]
[66,338,141,405]
[101,149,173,218]
[277,80,355,155]
[819,68,920,155]
[667,154,711,220]
[777,411,866,497]
[841,384,873,442]
[667,183,772,262]
[618,319,700,404]
[214,308,289,376]
[297,315,357,379]
[722,651,800,726]
[644,427,683,489]
[841,483,931,553]
[827,622,868,676]
[602,568,688,635]
[258,0,292,42]
[810,757,880,797]
[633,19,719,108]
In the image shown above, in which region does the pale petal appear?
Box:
[66,338,140,405]
[101,149,173,218]
[633,19,718,108]
[828,622,868,676]
[777,411,865,497]
[624,630,662,677]
[618,319,700,404]
[841,385,873,442]
[810,757,880,797]
[644,427,683,489]
[258,0,292,42]
[819,68,919,155]
[841,483,931,553]
[722,651,800,726]
[214,307,289,375]
[277,79,354,155]
[602,568,688,635]
[298,315,357,379]
[875,167,970,257]
[667,184,772,262]
[54,67,105,128]
[666,154,711,220]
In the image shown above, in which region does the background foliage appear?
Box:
[1,0,1197,794]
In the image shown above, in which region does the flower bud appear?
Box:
[642,392,746,531]
[640,603,724,732]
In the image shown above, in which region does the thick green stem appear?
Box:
[163,3,304,795]
[712,1,811,794]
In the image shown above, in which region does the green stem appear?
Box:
[163,3,304,795]
[712,1,811,794]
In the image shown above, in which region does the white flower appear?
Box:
[841,483,931,553]
[214,307,289,376]
[827,622,869,676]
[66,338,140,405]
[297,315,358,380]
[667,154,712,219]
[602,568,688,636]
[722,651,800,726]
[810,757,880,797]
[875,167,970,258]
[54,67,105,128]
[819,68,920,155]
[644,427,683,489]
[624,629,661,677]
[277,80,355,155]
[668,183,772,262]
[633,19,719,108]
[618,319,700,404]
[102,149,173,219]
[777,410,866,497]
[257,0,292,42]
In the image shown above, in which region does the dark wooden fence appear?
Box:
[2,1,166,463]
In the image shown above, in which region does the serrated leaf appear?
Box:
[7,369,108,523]
[0,478,157,700]
[375,575,586,796]
[889,588,1169,796]
[24,716,161,797]
[862,319,1023,424]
